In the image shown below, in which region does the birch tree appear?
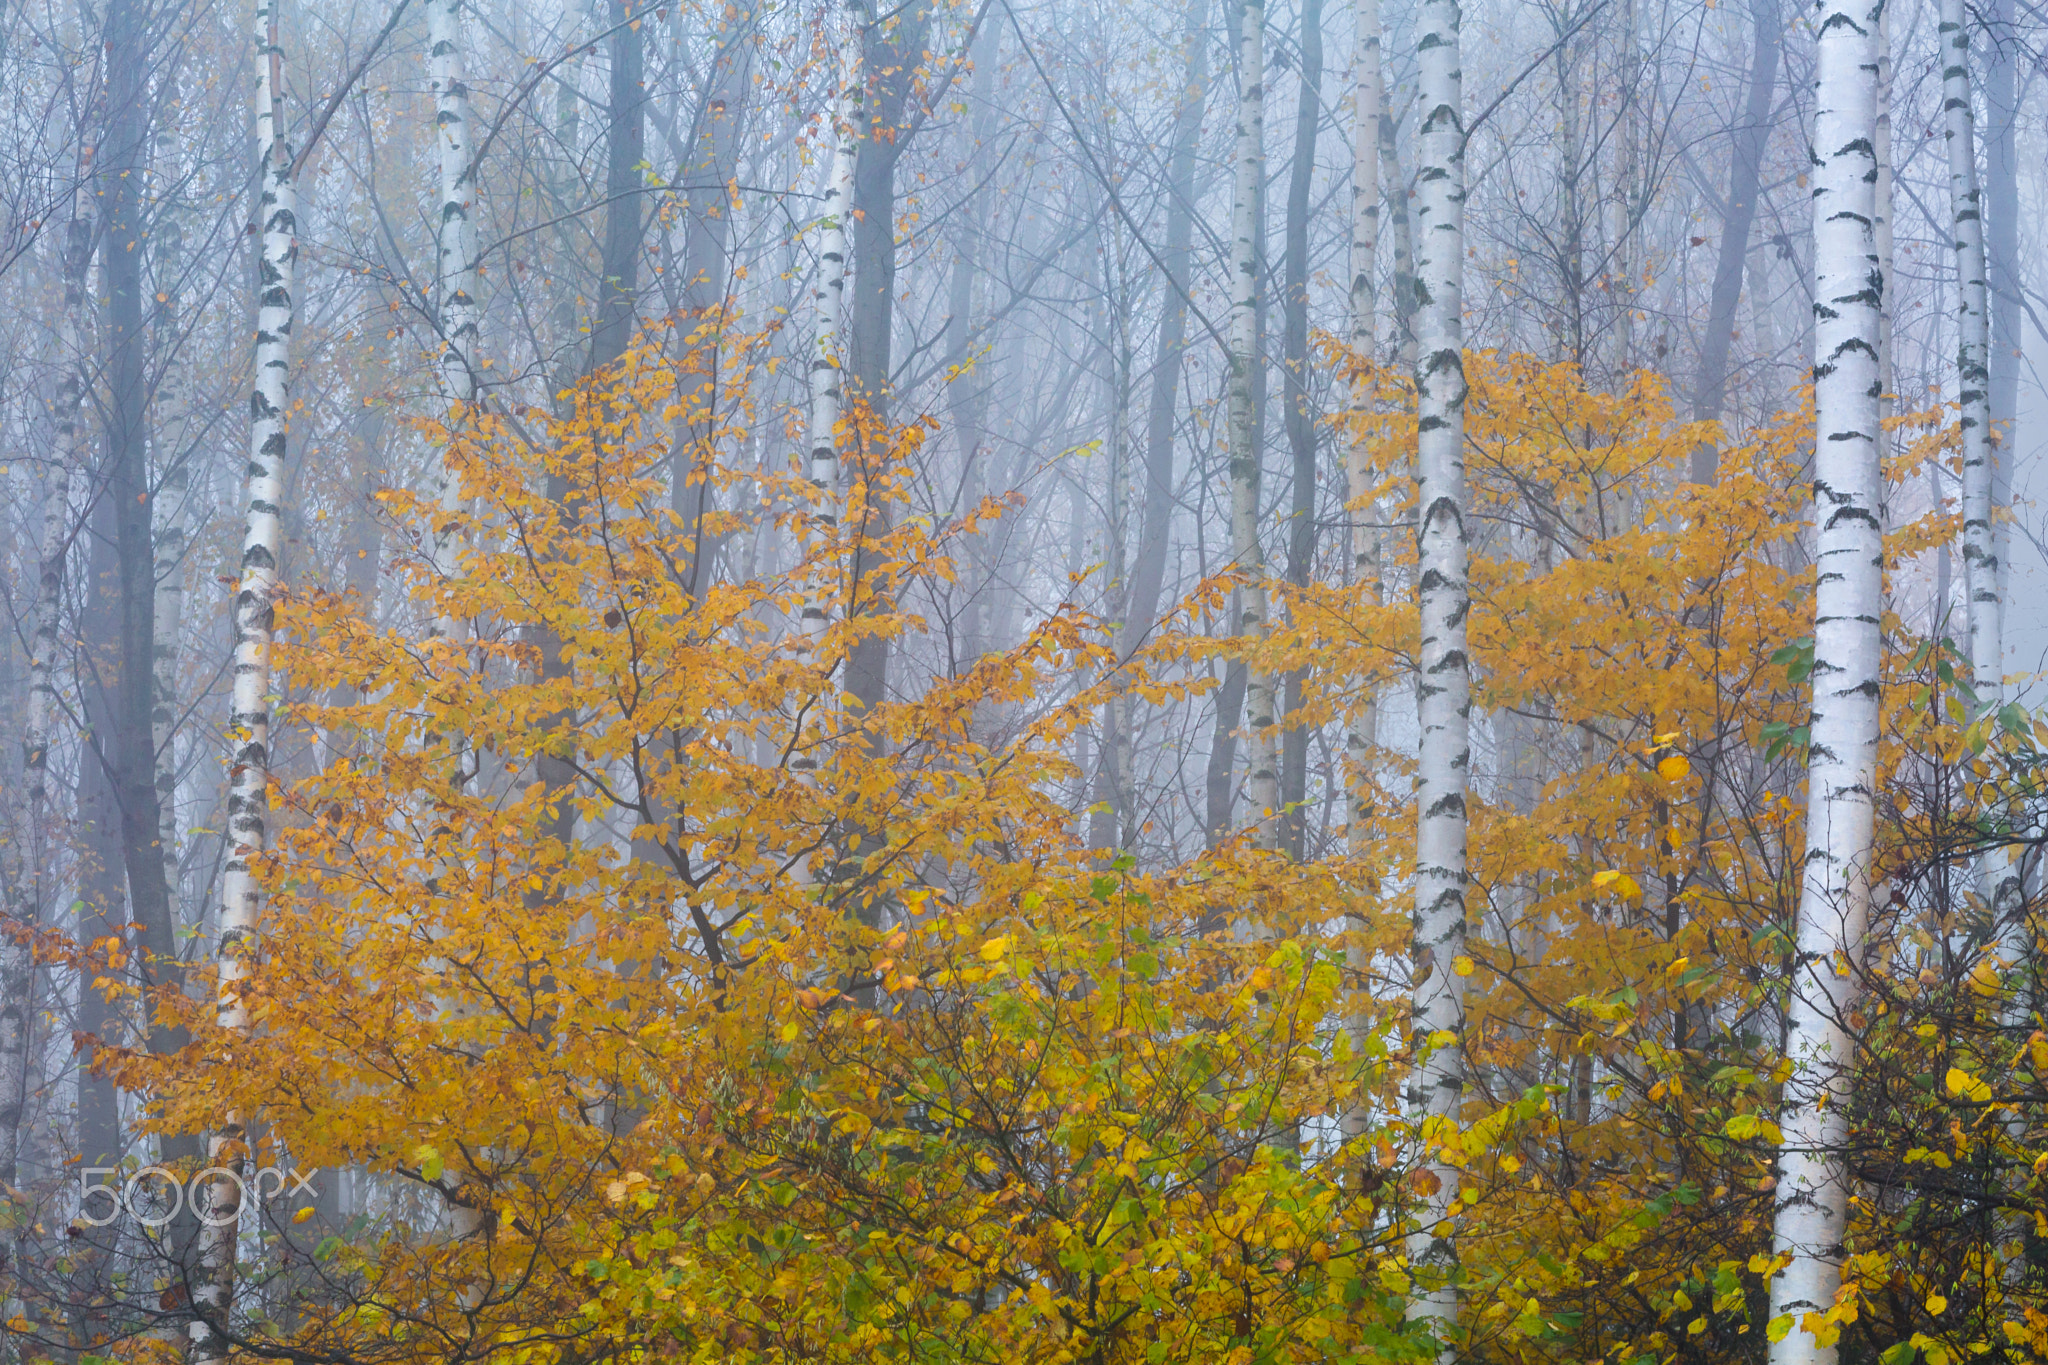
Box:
[1226,0,1275,850]
[1765,0,1884,1352]
[1942,0,1994,702]
[1,217,89,1191]
[428,0,480,623]
[791,0,862,819]
[1935,0,2019,947]
[1407,0,1470,1343]
[190,0,297,1353]
[1277,0,1322,859]
[1345,0,1380,855]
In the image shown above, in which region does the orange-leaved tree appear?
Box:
[100,341,1439,1365]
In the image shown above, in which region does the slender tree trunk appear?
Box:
[1689,0,1779,483]
[843,0,930,728]
[428,0,481,643]
[72,529,128,1346]
[1344,0,1380,858]
[588,0,646,379]
[1943,0,1995,703]
[1982,0,2023,969]
[1766,0,1883,1352]
[1278,0,1323,860]
[103,0,180,1090]
[1226,0,1275,850]
[3,220,89,1193]
[142,79,210,1287]
[1983,0,2017,615]
[430,0,481,407]
[1407,0,1470,1342]
[533,0,647,876]
[1874,1,1892,435]
[1379,85,1417,371]
[1124,0,1210,844]
[191,0,297,1353]
[945,21,999,665]
[792,1,862,823]
[672,3,757,595]
[77,500,129,1180]
[1938,0,2021,963]
[152,119,196,972]
[1088,299,1133,855]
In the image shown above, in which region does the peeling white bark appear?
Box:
[429,0,479,642]
[191,2,296,1357]
[1226,0,1275,849]
[1345,0,1381,857]
[790,0,862,843]
[3,221,90,1189]
[1407,0,1468,1345]
[1766,0,1883,1357]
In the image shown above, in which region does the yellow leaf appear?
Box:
[1926,1295,1947,1315]
[293,1205,318,1224]
[1591,870,1643,899]
[1657,752,1691,781]
[1453,955,1475,977]
[1767,1315,1794,1343]
[978,937,1010,962]
[1945,1067,1991,1103]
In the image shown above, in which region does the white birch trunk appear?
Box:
[430,0,480,408]
[153,150,196,934]
[1937,0,2021,950]
[1766,0,1883,1355]
[1942,0,1994,697]
[1873,3,1892,440]
[1407,0,1468,1345]
[1344,0,1381,858]
[2,222,89,1188]
[1227,0,1275,850]
[429,0,480,641]
[190,1,296,1356]
[789,1,862,841]
[1341,0,1385,1176]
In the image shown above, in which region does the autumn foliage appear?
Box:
[53,342,2048,1365]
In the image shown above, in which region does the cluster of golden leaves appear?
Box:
[94,339,2048,1365]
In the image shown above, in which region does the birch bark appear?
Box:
[1226,0,1275,850]
[1766,0,1884,1354]
[1345,0,1380,856]
[1408,0,1469,1344]
[1278,0,1323,860]
[190,0,296,1355]
[1936,0,2021,973]
[152,164,194,943]
[1941,0,1995,702]
[791,0,862,814]
[428,0,480,621]
[2,218,90,1191]
[430,0,480,407]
